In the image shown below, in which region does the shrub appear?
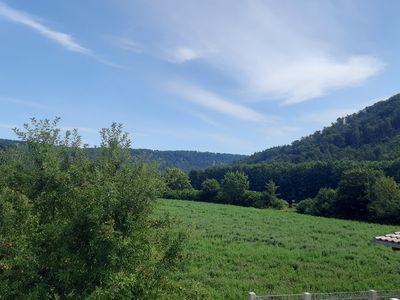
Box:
[296,198,316,214]
[163,167,192,190]
[273,199,289,210]
[0,118,186,299]
[163,188,200,201]
[312,188,337,217]
[200,178,220,202]
[243,190,264,207]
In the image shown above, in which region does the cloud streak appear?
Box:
[0,1,90,54]
[0,1,124,68]
[168,81,268,123]
[106,36,143,53]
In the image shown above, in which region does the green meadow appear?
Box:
[158,199,400,299]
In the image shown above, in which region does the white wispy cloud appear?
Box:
[167,81,268,123]
[139,0,384,104]
[0,1,123,67]
[106,36,143,53]
[167,47,203,63]
[191,111,220,127]
[0,96,47,109]
[274,56,384,105]
[0,1,90,54]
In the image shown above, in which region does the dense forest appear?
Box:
[130,149,245,172]
[245,94,400,163]
[0,138,245,172]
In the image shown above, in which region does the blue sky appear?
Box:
[0,0,399,154]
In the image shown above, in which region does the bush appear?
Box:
[200,178,220,202]
[163,188,200,201]
[163,167,192,190]
[312,188,337,217]
[273,199,289,210]
[243,190,264,207]
[0,118,186,299]
[296,198,316,214]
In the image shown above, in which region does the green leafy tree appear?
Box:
[243,190,264,207]
[335,168,383,220]
[368,176,400,224]
[296,198,316,214]
[263,180,288,209]
[200,178,220,201]
[220,171,249,204]
[163,167,192,191]
[312,188,337,217]
[0,118,186,299]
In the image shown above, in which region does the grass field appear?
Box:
[157,199,400,299]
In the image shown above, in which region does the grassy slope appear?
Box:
[158,199,400,300]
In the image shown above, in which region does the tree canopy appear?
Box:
[0,118,186,299]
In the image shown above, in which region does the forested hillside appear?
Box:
[169,94,400,224]
[245,94,400,163]
[130,149,245,172]
[0,138,21,150]
[0,139,245,172]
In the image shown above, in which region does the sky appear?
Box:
[0,0,399,154]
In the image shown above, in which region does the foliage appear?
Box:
[159,199,400,299]
[0,118,186,299]
[334,168,383,220]
[296,198,315,214]
[190,159,394,202]
[130,149,246,172]
[311,188,337,217]
[0,138,246,172]
[243,190,264,207]
[220,171,249,204]
[163,167,192,191]
[244,94,400,163]
[264,180,287,209]
[163,188,200,201]
[296,169,400,224]
[200,178,221,202]
[368,176,400,224]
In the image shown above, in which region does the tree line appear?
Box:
[297,168,400,224]
[162,159,400,224]
[189,160,400,202]
[162,167,288,209]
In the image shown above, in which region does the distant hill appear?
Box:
[129,149,245,172]
[245,94,400,164]
[0,138,245,172]
[0,138,22,150]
